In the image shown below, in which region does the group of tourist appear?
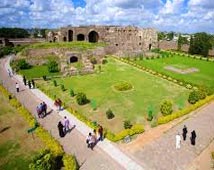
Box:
[57,116,71,137]
[176,125,197,149]
[23,76,35,89]
[36,102,47,118]
[86,125,103,150]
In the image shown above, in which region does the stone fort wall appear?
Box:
[47,25,158,53]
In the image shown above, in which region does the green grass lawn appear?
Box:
[37,58,189,132]
[19,65,60,79]
[0,91,44,170]
[135,55,214,89]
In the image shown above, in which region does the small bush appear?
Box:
[76,92,89,105]
[188,89,206,104]
[102,59,108,64]
[124,120,132,129]
[53,80,57,87]
[114,81,132,91]
[147,110,153,121]
[61,84,66,91]
[90,57,97,64]
[70,89,75,97]
[47,60,59,73]
[42,75,47,81]
[106,109,115,119]
[160,100,173,116]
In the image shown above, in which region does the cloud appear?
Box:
[0,0,213,33]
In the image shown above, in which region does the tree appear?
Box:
[177,34,189,51]
[0,27,29,38]
[47,60,59,73]
[188,32,212,57]
[188,35,194,54]
[76,92,89,105]
[158,32,165,41]
[166,32,174,41]
[160,100,173,116]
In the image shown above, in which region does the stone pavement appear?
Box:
[0,55,143,170]
[127,101,214,170]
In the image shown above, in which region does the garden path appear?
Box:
[0,56,143,170]
[120,100,214,170]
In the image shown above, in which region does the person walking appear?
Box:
[15,82,19,92]
[190,130,197,145]
[57,121,65,138]
[63,116,70,133]
[182,125,188,141]
[176,133,181,149]
[23,76,27,86]
[98,125,103,141]
[28,80,31,89]
[86,132,96,150]
[32,79,35,88]
[42,102,47,117]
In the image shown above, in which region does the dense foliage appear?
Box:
[47,60,59,73]
[29,150,57,170]
[160,100,173,116]
[70,89,75,97]
[177,34,188,51]
[0,27,29,38]
[76,92,88,105]
[11,59,31,71]
[188,89,206,104]
[188,32,212,57]
[0,46,25,58]
[106,109,115,119]
[124,120,132,129]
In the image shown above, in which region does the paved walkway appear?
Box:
[0,55,143,170]
[124,101,214,170]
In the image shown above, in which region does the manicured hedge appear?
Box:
[157,95,214,125]
[0,85,78,170]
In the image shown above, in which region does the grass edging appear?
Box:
[157,95,214,125]
[0,85,79,170]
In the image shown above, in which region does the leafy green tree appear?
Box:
[158,32,165,41]
[47,60,59,73]
[166,32,174,41]
[188,32,212,57]
[0,27,29,38]
[177,34,189,51]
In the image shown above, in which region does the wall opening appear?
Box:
[88,31,99,43]
[77,34,85,41]
[70,56,78,63]
[63,37,67,42]
[68,30,73,42]
[149,44,152,50]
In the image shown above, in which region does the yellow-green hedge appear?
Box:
[68,108,144,142]
[157,95,214,125]
[0,85,78,170]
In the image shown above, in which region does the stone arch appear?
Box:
[68,30,73,42]
[88,31,99,43]
[77,34,85,41]
[63,37,67,42]
[70,56,78,63]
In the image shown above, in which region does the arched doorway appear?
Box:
[68,30,73,42]
[70,56,78,63]
[63,37,67,42]
[88,31,99,43]
[149,44,152,50]
[77,34,85,41]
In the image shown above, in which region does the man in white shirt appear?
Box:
[176,133,181,149]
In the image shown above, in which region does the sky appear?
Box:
[0,0,213,33]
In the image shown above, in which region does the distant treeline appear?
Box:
[0,27,30,38]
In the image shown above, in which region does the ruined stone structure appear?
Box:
[47,25,158,53]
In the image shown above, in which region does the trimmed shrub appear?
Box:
[160,100,173,116]
[124,120,132,129]
[147,110,153,121]
[53,80,57,87]
[76,92,89,105]
[70,89,75,97]
[47,60,59,73]
[106,109,115,119]
[61,84,66,91]
[188,89,206,104]
[114,81,132,91]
